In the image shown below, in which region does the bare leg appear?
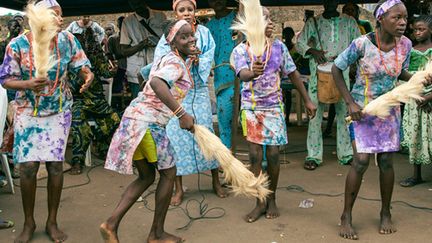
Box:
[170,176,183,206]
[15,162,39,243]
[265,145,280,219]
[45,162,67,242]
[377,153,397,235]
[100,160,156,243]
[339,152,370,240]
[245,143,266,223]
[211,168,227,198]
[148,166,182,243]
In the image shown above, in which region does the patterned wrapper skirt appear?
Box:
[166,85,219,176]
[105,117,175,175]
[350,107,400,153]
[241,108,288,146]
[13,111,72,163]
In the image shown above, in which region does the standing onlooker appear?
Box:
[103,23,116,53]
[120,0,166,98]
[1,19,23,102]
[400,15,432,187]
[67,27,121,175]
[206,0,237,149]
[297,0,360,170]
[107,16,128,111]
[66,16,105,44]
[343,2,374,35]
[1,19,22,64]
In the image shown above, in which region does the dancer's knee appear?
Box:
[159,166,177,181]
[46,162,63,176]
[352,156,369,174]
[20,162,40,178]
[378,154,394,172]
[266,147,280,165]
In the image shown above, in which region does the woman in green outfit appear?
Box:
[400,15,432,187]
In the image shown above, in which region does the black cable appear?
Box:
[280,184,432,212]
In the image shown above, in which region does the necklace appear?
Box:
[245,39,272,73]
[28,34,61,96]
[173,49,195,99]
[375,31,400,77]
[28,33,62,116]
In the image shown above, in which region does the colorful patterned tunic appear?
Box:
[401,48,432,164]
[152,25,218,176]
[232,39,296,145]
[335,34,412,153]
[296,14,359,164]
[105,51,193,175]
[0,31,90,163]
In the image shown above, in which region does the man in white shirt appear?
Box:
[120,0,166,98]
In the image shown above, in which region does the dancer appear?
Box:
[101,20,196,243]
[153,0,224,206]
[400,15,432,187]
[232,7,316,223]
[332,0,416,239]
[0,1,93,242]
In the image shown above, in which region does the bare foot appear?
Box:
[99,222,119,243]
[170,191,183,206]
[245,203,266,223]
[212,182,227,198]
[379,212,397,235]
[339,213,358,240]
[147,231,183,243]
[14,222,36,243]
[265,199,279,219]
[45,222,67,242]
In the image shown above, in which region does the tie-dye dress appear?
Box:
[0,31,90,163]
[104,52,193,175]
[152,25,218,176]
[232,39,297,145]
[334,34,412,153]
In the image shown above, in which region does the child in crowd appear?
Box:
[400,15,432,187]
[100,20,196,243]
[232,7,316,223]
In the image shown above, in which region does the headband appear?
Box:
[375,0,403,19]
[35,0,60,8]
[172,0,196,11]
[166,20,189,43]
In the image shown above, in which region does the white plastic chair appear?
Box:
[84,78,113,167]
[0,84,15,194]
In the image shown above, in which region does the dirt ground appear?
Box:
[1,124,431,243]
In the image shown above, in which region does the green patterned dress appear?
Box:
[401,48,432,165]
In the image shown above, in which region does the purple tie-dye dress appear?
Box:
[334,35,412,153]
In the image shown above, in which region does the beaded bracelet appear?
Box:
[173,105,183,116]
[177,109,187,119]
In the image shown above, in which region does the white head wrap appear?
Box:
[35,0,60,9]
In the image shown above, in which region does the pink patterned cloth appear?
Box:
[105,51,193,174]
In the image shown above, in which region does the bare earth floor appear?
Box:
[1,126,431,243]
